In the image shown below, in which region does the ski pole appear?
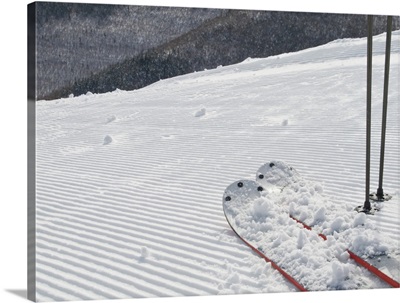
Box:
[375,16,393,201]
[363,15,373,212]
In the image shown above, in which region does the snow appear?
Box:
[105,115,117,124]
[103,135,113,145]
[194,108,206,117]
[35,31,399,301]
[140,246,150,259]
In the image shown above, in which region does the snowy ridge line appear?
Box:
[171,53,398,87]
[289,215,400,288]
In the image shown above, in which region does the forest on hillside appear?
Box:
[35,2,221,99]
[33,3,399,100]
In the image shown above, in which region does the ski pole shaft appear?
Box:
[364,15,373,210]
[377,16,393,197]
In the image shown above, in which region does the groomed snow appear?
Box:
[35,31,399,301]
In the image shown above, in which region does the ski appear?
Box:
[222,184,308,292]
[223,179,372,291]
[255,160,400,288]
[289,215,400,288]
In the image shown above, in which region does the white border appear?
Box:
[1,1,399,303]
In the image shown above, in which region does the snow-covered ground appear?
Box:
[35,31,399,301]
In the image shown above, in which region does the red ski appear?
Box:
[255,160,400,288]
[223,179,307,291]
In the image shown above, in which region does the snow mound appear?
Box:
[140,246,150,259]
[105,115,117,124]
[194,108,206,117]
[103,135,113,145]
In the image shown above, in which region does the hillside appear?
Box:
[35,2,222,99]
[44,9,399,100]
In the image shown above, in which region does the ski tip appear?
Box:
[256,160,299,188]
[222,179,265,211]
[223,179,265,201]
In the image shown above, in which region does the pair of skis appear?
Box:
[222,160,399,291]
[357,15,393,214]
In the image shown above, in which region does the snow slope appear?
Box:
[35,31,399,301]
